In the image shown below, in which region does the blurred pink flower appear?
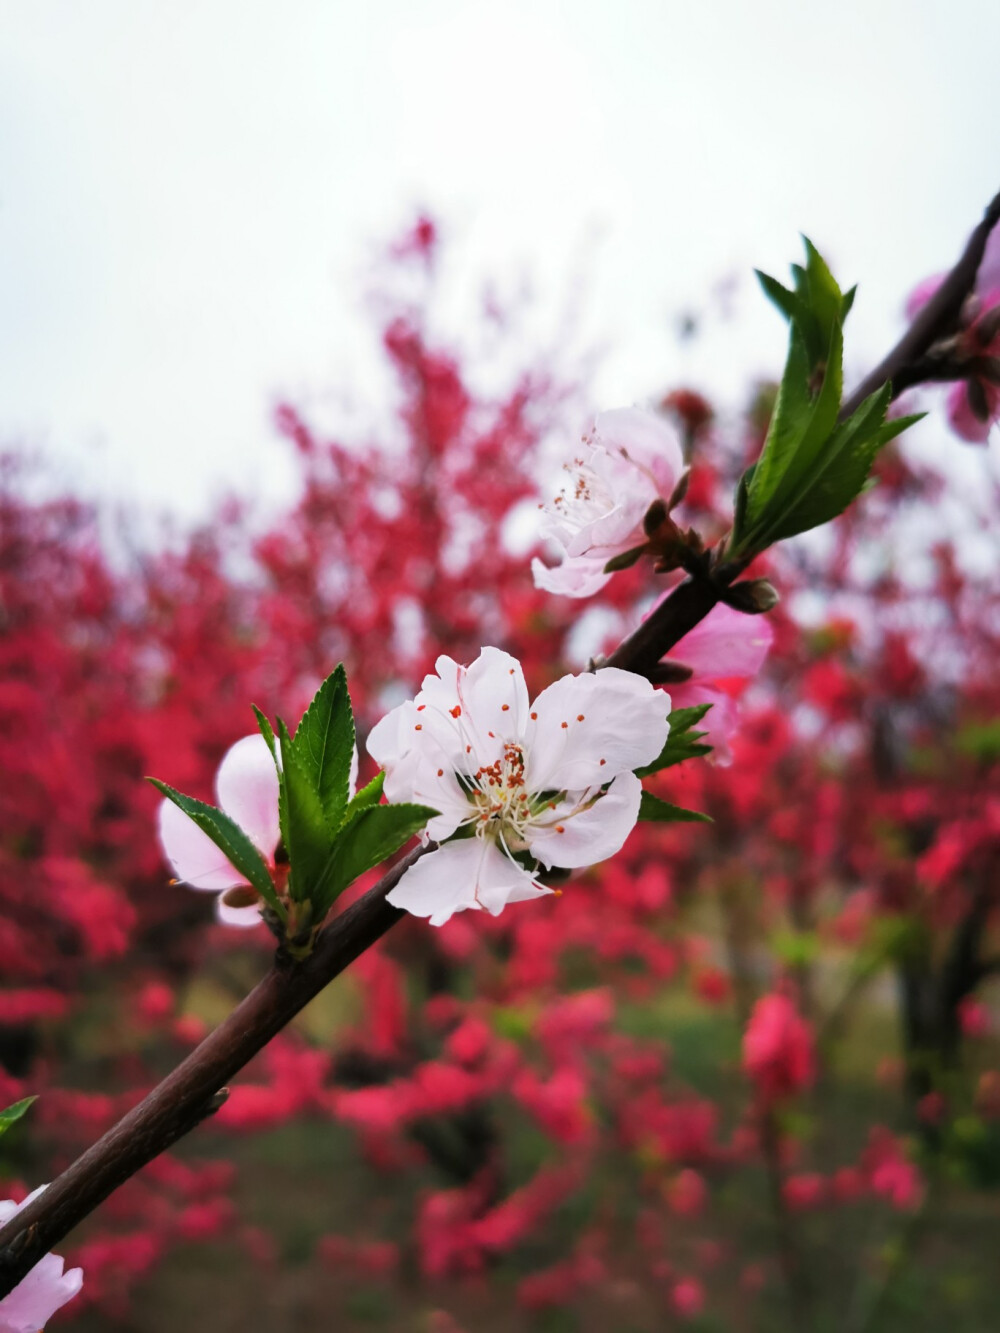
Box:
[666,602,774,760]
[742,993,815,1101]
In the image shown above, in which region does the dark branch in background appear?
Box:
[841,187,1000,415]
[1,191,998,1297]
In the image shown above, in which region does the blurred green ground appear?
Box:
[60,977,1000,1333]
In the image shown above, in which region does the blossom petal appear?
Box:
[419,647,529,752]
[215,734,280,859]
[386,839,550,927]
[216,898,265,928]
[594,406,685,498]
[946,380,999,445]
[158,798,246,891]
[528,772,642,869]
[0,1190,82,1330]
[667,603,773,681]
[531,554,612,599]
[0,1251,84,1331]
[526,669,670,792]
[666,683,737,764]
[367,700,474,841]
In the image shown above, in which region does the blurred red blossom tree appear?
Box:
[1,216,999,1330]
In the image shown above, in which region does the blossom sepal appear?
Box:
[634,704,713,777]
[637,791,712,824]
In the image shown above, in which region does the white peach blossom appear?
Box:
[532,407,684,599]
[367,648,670,926]
[0,1188,83,1332]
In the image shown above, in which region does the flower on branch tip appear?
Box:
[0,1188,83,1331]
[366,648,671,926]
[531,407,685,598]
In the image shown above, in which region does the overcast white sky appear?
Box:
[2,0,998,520]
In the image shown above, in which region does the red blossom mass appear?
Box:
[1,218,999,1329]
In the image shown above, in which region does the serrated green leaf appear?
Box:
[312,802,438,914]
[756,271,803,326]
[278,721,334,903]
[751,381,891,546]
[634,704,713,778]
[346,770,385,818]
[252,704,277,762]
[291,666,355,832]
[0,1096,37,1138]
[638,791,712,824]
[147,779,284,918]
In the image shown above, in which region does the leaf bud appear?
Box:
[722,578,780,615]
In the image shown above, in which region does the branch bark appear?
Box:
[1,189,998,1297]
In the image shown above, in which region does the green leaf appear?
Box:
[346,770,385,818]
[638,791,712,824]
[732,239,922,558]
[291,666,355,832]
[252,704,277,763]
[751,381,890,546]
[147,779,284,918]
[603,542,647,574]
[312,802,438,915]
[634,704,713,777]
[278,720,334,904]
[0,1096,37,1138]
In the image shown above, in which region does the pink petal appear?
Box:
[0,1252,83,1331]
[531,554,612,599]
[594,406,685,497]
[158,798,246,890]
[669,683,738,765]
[528,772,642,869]
[946,381,999,445]
[215,735,281,859]
[667,603,773,682]
[904,273,944,321]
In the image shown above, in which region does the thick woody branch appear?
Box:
[2,191,998,1297]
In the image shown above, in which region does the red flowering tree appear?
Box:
[1,202,999,1330]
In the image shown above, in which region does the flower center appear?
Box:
[467,742,534,848]
[549,456,614,531]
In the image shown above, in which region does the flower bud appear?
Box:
[722,579,780,615]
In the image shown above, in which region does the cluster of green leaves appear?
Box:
[151,667,436,939]
[729,239,922,560]
[636,704,713,825]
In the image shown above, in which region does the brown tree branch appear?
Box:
[2,190,998,1297]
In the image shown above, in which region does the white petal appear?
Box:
[386,838,550,927]
[158,799,246,890]
[531,555,612,599]
[215,735,280,859]
[417,648,525,758]
[525,669,670,791]
[216,898,265,928]
[0,1248,83,1329]
[528,772,642,869]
